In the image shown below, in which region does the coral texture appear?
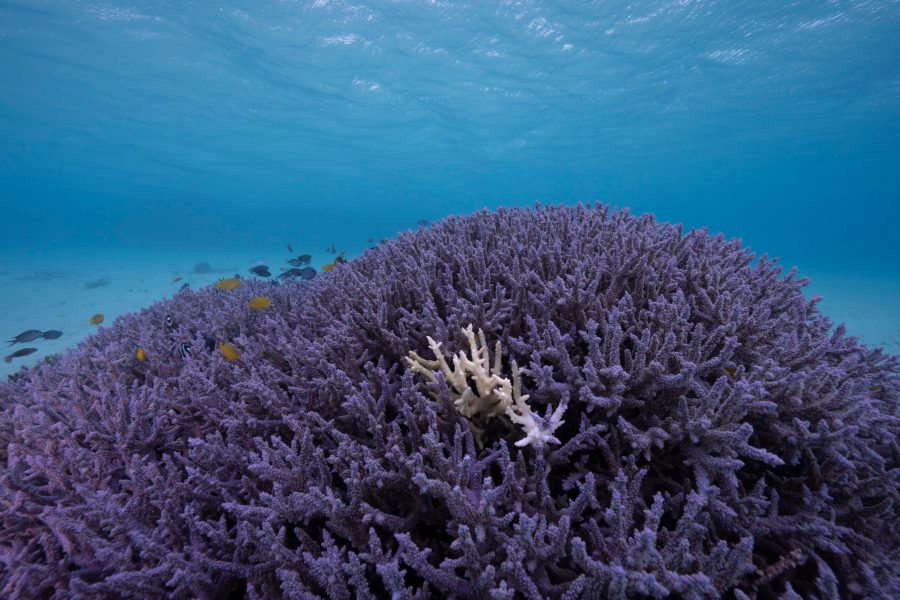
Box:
[0,204,897,599]
[405,324,566,448]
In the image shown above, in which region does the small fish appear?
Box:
[367,238,374,243]
[249,296,271,310]
[279,267,316,280]
[135,347,147,361]
[219,342,240,361]
[322,251,346,272]
[4,347,37,363]
[180,282,190,291]
[215,278,242,291]
[204,336,216,352]
[869,385,882,393]
[174,341,191,358]
[724,366,737,378]
[84,278,110,289]
[287,243,294,253]
[326,243,336,254]
[287,254,312,267]
[249,265,271,277]
[41,330,62,339]
[164,314,177,331]
[7,330,42,346]
[417,219,429,228]
[172,276,183,283]
[262,349,291,373]
[89,314,104,326]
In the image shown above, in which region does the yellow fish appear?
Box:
[248,296,271,310]
[215,278,242,291]
[219,342,240,361]
[89,313,104,325]
[724,367,737,378]
[322,250,346,273]
[135,347,147,361]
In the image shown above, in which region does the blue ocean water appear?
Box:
[1,0,898,373]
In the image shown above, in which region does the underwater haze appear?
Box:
[0,0,899,375]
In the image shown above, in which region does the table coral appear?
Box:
[0,203,897,599]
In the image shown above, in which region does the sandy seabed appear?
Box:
[1,249,898,380]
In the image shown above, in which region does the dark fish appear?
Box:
[4,347,37,363]
[278,267,317,280]
[367,238,374,243]
[7,330,42,346]
[326,243,336,254]
[287,243,294,253]
[262,349,292,374]
[417,219,429,228]
[204,336,216,352]
[250,265,271,277]
[84,278,110,289]
[164,314,177,331]
[286,254,312,266]
[180,282,190,291]
[41,330,63,340]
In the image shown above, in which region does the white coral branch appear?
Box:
[405,324,565,449]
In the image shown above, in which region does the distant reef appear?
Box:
[1,204,897,599]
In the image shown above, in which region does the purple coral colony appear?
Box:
[0,204,897,599]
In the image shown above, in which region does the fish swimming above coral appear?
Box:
[322,251,346,272]
[40,330,62,339]
[214,277,241,290]
[4,347,37,363]
[278,267,316,280]
[218,342,240,361]
[7,330,42,346]
[89,314,104,325]
[287,254,312,267]
[248,296,271,309]
[249,265,271,277]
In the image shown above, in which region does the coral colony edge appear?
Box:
[0,204,897,599]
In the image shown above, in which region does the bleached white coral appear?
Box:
[405,324,566,448]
